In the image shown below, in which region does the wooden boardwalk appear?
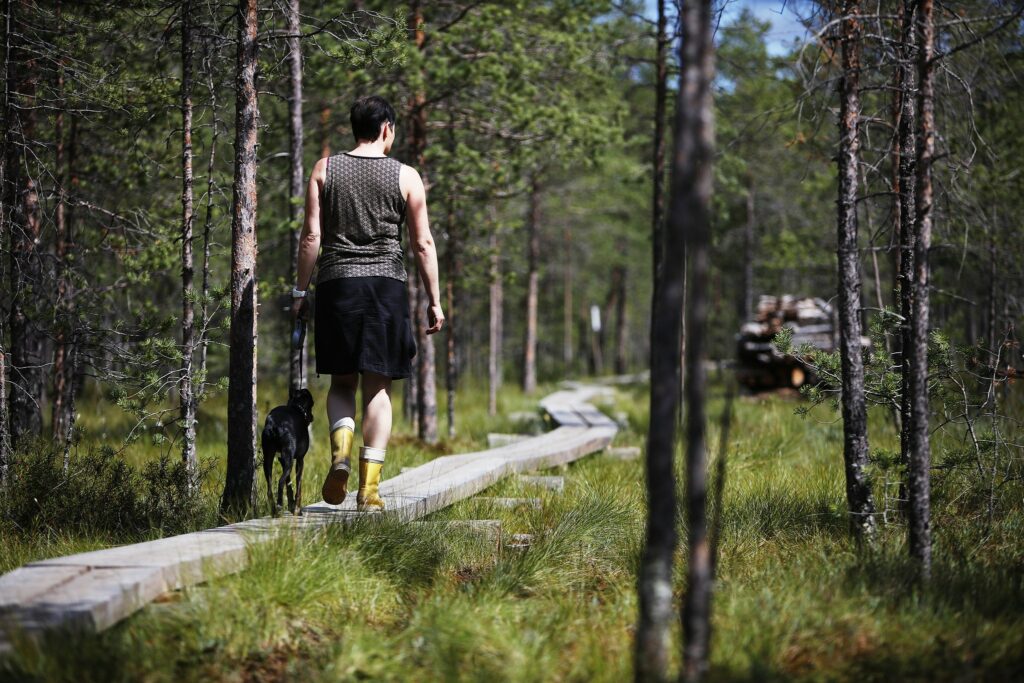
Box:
[0,384,618,654]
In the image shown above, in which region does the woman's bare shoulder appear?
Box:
[398,163,423,201]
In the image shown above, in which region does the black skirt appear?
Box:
[313,276,417,379]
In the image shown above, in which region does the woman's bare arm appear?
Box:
[402,165,444,334]
[291,157,326,319]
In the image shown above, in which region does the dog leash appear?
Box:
[293,316,307,388]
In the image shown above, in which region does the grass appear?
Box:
[1,376,1022,681]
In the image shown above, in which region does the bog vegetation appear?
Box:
[1,0,1022,680]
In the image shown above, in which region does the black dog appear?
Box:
[261,388,315,516]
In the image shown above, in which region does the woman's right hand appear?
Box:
[426,303,445,334]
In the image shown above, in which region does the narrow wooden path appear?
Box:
[0,384,618,654]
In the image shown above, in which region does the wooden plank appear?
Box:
[0,384,619,653]
[486,433,531,447]
[474,497,543,510]
[519,475,565,492]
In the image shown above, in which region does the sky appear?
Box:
[643,0,812,56]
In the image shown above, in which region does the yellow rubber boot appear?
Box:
[321,417,354,505]
[357,446,386,512]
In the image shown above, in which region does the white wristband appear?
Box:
[292,287,307,298]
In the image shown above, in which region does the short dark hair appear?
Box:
[350,95,396,142]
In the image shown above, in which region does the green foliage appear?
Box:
[0,437,214,541]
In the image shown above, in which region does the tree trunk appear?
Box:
[834,0,876,540]
[199,36,220,396]
[614,267,627,374]
[739,175,754,323]
[221,0,260,518]
[6,5,43,447]
[634,1,679,679]
[0,0,13,478]
[908,0,935,580]
[408,0,437,443]
[179,0,198,483]
[563,224,573,370]
[488,228,502,417]
[405,253,419,426]
[287,0,307,395]
[895,0,916,503]
[522,177,541,393]
[319,106,331,158]
[52,0,76,452]
[651,0,667,282]
[678,1,716,679]
[444,187,458,439]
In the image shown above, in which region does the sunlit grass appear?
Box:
[2,377,1022,681]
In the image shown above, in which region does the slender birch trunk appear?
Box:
[563,225,573,370]
[199,36,220,394]
[908,0,935,580]
[286,0,307,394]
[740,175,754,323]
[488,228,503,417]
[180,0,198,482]
[522,177,540,393]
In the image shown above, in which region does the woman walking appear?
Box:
[291,95,444,511]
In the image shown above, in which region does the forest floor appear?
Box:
[1,376,1022,682]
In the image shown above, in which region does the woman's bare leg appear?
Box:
[360,371,393,449]
[327,373,358,426]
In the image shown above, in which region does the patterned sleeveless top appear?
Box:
[316,152,407,284]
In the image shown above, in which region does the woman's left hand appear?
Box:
[290,296,308,321]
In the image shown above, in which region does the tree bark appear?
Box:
[834,0,876,540]
[678,1,715,679]
[6,1,43,446]
[287,0,307,395]
[614,267,627,375]
[488,228,502,417]
[895,0,917,505]
[908,0,935,580]
[0,0,13,479]
[444,188,458,439]
[522,177,541,393]
[634,2,680,679]
[651,0,667,282]
[408,0,437,443]
[222,0,260,518]
[179,0,198,483]
[405,253,419,426]
[739,175,754,323]
[199,36,221,396]
[51,0,76,452]
[563,224,573,370]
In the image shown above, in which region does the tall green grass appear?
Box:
[2,379,1022,681]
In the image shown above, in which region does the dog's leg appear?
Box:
[280,452,295,514]
[263,444,277,517]
[294,456,304,515]
[277,467,288,513]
